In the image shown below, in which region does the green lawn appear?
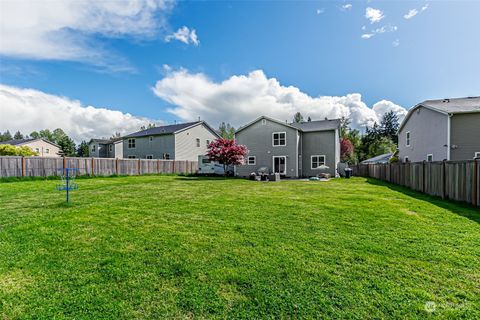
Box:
[0,176,479,319]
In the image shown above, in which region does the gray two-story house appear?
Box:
[122,121,219,160]
[89,139,123,158]
[398,97,480,162]
[235,116,341,178]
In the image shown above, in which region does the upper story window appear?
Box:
[128,138,136,149]
[91,144,96,152]
[311,155,326,169]
[196,138,200,147]
[45,148,49,154]
[427,154,433,162]
[272,132,286,146]
[247,156,256,165]
[206,139,210,147]
[262,119,267,125]
[406,131,411,147]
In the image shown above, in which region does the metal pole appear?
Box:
[66,168,70,203]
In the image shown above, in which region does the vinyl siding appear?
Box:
[235,119,299,177]
[123,134,175,159]
[23,140,61,157]
[174,123,219,161]
[301,130,337,177]
[398,106,449,162]
[450,113,480,160]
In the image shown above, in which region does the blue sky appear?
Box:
[1,0,479,141]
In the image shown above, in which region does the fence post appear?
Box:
[173,160,176,174]
[442,160,446,200]
[157,159,160,174]
[138,159,141,175]
[116,158,119,175]
[91,158,95,176]
[422,161,426,193]
[63,156,66,175]
[21,156,25,177]
[474,159,478,207]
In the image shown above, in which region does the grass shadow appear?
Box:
[364,177,480,224]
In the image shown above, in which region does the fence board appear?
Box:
[352,160,479,207]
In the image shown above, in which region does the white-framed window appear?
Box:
[272,156,287,175]
[128,138,136,149]
[149,136,153,142]
[406,131,411,147]
[206,139,210,147]
[109,144,113,152]
[311,155,326,169]
[91,144,96,152]
[128,155,136,159]
[146,155,153,159]
[196,138,200,147]
[46,148,49,154]
[262,119,267,125]
[247,156,256,165]
[35,148,39,153]
[272,132,286,146]
[427,154,433,162]
[163,153,170,160]
[475,152,480,159]
[404,156,409,163]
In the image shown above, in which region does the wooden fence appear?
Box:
[351,160,480,207]
[0,157,198,178]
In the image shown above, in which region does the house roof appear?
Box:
[124,121,220,138]
[89,138,122,144]
[236,116,340,134]
[290,119,341,132]
[1,138,61,148]
[361,153,393,164]
[399,96,480,132]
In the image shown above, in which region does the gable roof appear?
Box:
[124,121,220,138]
[361,153,393,164]
[1,138,61,148]
[290,119,341,132]
[89,138,122,144]
[399,96,480,132]
[236,116,340,134]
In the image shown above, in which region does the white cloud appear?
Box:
[165,26,200,46]
[0,0,173,70]
[365,7,384,23]
[152,69,407,130]
[404,4,429,20]
[392,39,400,47]
[404,9,419,19]
[361,33,374,39]
[0,84,159,142]
[316,8,325,15]
[372,100,408,120]
[341,4,353,11]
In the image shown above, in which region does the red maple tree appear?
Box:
[340,137,354,162]
[207,138,248,176]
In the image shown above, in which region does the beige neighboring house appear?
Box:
[2,138,62,157]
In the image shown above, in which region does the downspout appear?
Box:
[447,113,452,161]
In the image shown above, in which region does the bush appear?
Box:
[0,144,38,156]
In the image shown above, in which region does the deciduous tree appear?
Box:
[207,138,248,176]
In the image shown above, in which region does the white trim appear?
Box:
[311,155,326,169]
[247,156,256,165]
[427,154,433,162]
[236,115,299,134]
[406,131,411,147]
[272,156,287,175]
[272,132,286,147]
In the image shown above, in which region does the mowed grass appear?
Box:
[0,176,479,319]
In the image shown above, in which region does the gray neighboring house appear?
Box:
[361,153,393,164]
[398,97,480,162]
[122,121,219,160]
[89,139,123,158]
[235,116,341,178]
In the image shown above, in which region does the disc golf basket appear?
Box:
[56,168,79,203]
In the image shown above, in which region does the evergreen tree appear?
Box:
[340,116,351,138]
[13,131,24,140]
[57,135,76,156]
[379,111,400,144]
[30,131,40,139]
[52,128,67,144]
[39,129,54,142]
[0,130,13,142]
[293,112,304,123]
[218,122,235,139]
[77,141,90,157]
